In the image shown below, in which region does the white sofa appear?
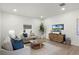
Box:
[0,37,31,55]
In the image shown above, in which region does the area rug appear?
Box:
[31,42,62,55]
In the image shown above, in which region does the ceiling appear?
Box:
[0,3,79,18]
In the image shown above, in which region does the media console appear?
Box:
[49,33,65,43]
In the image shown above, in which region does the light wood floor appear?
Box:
[46,41,79,55]
[25,40,79,55]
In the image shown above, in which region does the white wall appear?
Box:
[44,9,79,46]
[1,12,41,41]
[0,11,2,49]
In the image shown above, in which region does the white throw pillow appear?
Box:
[8,30,16,39]
[2,37,13,51]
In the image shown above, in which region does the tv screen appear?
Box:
[52,24,64,31]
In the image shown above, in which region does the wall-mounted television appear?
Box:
[52,24,64,31]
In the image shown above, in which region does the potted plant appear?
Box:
[39,23,45,35]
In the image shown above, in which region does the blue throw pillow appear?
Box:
[11,38,24,50]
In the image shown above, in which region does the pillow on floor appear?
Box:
[11,38,24,50]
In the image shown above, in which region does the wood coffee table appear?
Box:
[30,40,44,49]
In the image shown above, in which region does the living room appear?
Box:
[0,3,79,55]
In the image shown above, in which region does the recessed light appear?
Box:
[41,16,43,19]
[13,9,17,12]
[61,8,65,11]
